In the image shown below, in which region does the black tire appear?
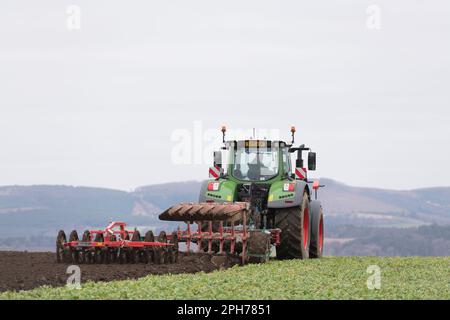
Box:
[274,191,310,260]
[309,201,324,259]
[144,230,155,263]
[69,230,79,263]
[56,230,67,263]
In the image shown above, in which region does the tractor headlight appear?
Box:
[207,182,221,191]
[283,183,295,192]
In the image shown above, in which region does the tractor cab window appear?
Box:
[231,147,279,181]
[282,148,291,175]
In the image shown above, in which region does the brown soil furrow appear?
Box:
[0,251,238,293]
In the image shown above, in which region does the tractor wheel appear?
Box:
[144,230,155,263]
[246,231,271,264]
[69,230,79,263]
[169,231,179,263]
[155,231,167,264]
[56,230,67,263]
[131,230,142,263]
[309,201,324,258]
[274,191,310,260]
[94,233,104,263]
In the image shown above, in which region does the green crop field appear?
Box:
[1,257,449,300]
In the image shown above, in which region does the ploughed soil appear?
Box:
[0,251,239,293]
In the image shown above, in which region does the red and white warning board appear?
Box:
[209,166,222,179]
[295,167,307,180]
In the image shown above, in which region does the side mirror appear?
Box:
[308,152,316,171]
[213,151,222,168]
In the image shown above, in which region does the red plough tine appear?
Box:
[159,202,256,264]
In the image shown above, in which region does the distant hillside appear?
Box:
[0,179,449,241]
[319,179,450,227]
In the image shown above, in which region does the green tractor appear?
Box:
[159,126,324,263]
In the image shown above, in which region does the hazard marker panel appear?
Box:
[209,166,222,179]
[295,167,307,180]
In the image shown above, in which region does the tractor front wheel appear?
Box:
[274,191,310,260]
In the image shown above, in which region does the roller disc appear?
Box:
[155,231,167,264]
[69,230,79,263]
[169,231,179,263]
[81,230,92,264]
[94,233,104,263]
[56,230,67,263]
[131,230,142,263]
[118,247,127,264]
[144,230,155,264]
[108,234,117,264]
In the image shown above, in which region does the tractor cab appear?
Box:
[210,126,316,184]
[225,140,288,183]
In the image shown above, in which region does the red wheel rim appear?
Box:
[303,206,309,250]
[318,216,324,252]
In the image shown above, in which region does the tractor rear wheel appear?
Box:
[274,191,310,260]
[309,201,324,258]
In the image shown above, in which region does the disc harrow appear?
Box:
[56,221,177,264]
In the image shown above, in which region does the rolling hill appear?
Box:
[0,179,449,254]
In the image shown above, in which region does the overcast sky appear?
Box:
[0,1,449,191]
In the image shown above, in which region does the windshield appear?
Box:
[231,148,279,181]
